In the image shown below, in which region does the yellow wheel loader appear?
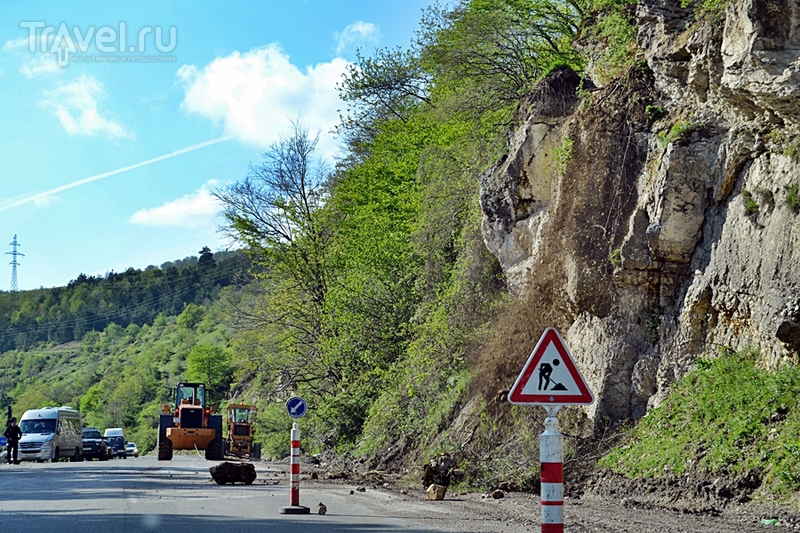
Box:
[157,382,224,461]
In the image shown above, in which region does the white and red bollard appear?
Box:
[279,421,310,514]
[540,406,564,533]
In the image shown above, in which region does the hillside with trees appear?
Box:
[0,248,248,352]
[0,249,249,450]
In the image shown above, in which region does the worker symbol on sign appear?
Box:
[538,360,567,391]
[508,328,594,405]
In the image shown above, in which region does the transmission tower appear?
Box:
[6,234,24,292]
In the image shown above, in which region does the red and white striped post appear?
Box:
[290,422,301,505]
[280,421,309,514]
[540,406,564,533]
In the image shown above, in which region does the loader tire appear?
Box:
[157,438,173,461]
[205,440,223,461]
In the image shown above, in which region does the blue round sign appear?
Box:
[0,436,7,446]
[286,396,307,419]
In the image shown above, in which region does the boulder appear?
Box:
[426,484,446,500]
[209,461,257,485]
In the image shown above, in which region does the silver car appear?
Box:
[125,441,139,457]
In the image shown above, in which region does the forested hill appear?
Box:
[0,248,249,353]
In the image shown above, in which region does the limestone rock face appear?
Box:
[480,66,589,294]
[480,0,800,420]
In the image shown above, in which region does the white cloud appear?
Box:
[176,44,348,159]
[20,55,60,78]
[34,195,61,208]
[2,36,32,52]
[39,75,134,139]
[334,21,381,55]
[3,35,62,78]
[128,180,222,229]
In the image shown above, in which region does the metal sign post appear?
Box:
[507,328,594,533]
[280,397,310,515]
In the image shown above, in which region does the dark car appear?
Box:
[81,427,111,461]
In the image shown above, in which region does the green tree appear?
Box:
[417,0,585,116]
[186,343,232,404]
[214,122,334,394]
[177,303,206,331]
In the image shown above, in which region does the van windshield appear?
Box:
[20,419,56,434]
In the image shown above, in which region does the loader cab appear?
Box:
[175,383,206,408]
[225,404,256,458]
[174,382,207,430]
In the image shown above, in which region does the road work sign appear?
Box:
[508,327,594,405]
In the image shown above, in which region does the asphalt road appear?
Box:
[2,454,796,532]
[0,454,459,533]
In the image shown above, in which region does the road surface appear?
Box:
[0,454,796,532]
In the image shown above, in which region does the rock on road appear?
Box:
[0,455,795,532]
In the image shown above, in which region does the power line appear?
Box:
[0,256,251,343]
[5,235,24,292]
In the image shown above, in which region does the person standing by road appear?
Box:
[4,417,21,464]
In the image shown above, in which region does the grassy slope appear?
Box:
[600,348,800,499]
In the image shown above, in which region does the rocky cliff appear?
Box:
[480,0,800,422]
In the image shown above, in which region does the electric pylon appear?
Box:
[6,234,24,292]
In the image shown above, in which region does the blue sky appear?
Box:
[0,1,434,291]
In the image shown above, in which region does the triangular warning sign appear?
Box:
[508,328,594,405]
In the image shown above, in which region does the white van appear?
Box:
[18,407,83,462]
[104,427,127,458]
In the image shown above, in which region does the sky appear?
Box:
[0,1,435,291]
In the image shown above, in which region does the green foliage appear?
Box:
[552,137,574,177]
[582,0,638,82]
[0,250,247,353]
[417,0,585,117]
[645,105,664,120]
[609,248,622,266]
[742,189,759,216]
[645,306,661,343]
[658,121,697,145]
[601,348,800,495]
[186,344,232,405]
[786,183,799,210]
[784,139,800,159]
[253,400,294,459]
[177,303,206,331]
[680,0,731,20]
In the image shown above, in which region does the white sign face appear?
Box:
[508,328,594,405]
[516,340,585,396]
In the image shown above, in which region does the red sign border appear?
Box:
[508,327,594,405]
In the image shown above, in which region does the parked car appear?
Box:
[125,442,139,458]
[81,427,111,461]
